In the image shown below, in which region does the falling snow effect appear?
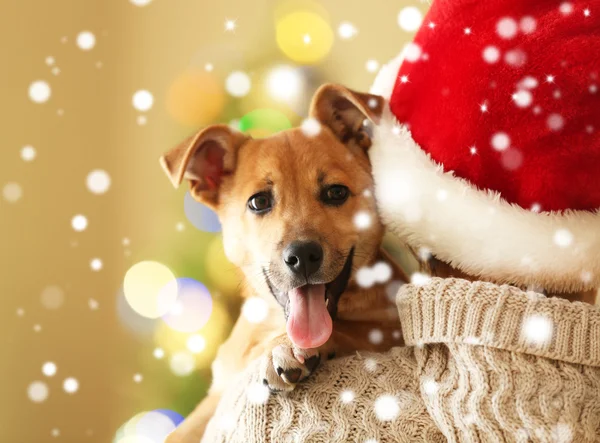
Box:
[356,262,392,288]
[522,315,553,345]
[374,395,400,421]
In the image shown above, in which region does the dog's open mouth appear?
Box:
[265,248,354,349]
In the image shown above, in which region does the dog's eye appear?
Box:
[322,185,349,206]
[248,192,273,213]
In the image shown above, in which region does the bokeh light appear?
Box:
[265,65,304,103]
[123,261,178,319]
[114,410,183,443]
[186,334,206,354]
[276,11,334,64]
[154,409,184,427]
[225,71,251,97]
[161,278,213,333]
[183,192,221,232]
[167,69,225,126]
[205,235,241,293]
[239,108,292,138]
[169,351,196,376]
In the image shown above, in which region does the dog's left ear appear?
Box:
[309,83,385,151]
[159,124,249,209]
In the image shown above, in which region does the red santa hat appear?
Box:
[369,0,600,293]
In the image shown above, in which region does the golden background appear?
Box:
[2,0,422,441]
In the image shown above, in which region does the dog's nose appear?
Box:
[283,241,323,278]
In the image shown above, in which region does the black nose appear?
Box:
[283,241,323,278]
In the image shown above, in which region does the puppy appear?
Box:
[160,84,407,442]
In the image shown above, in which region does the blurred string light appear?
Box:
[225,71,251,97]
[265,65,304,103]
[239,108,292,138]
[205,235,241,293]
[123,261,178,319]
[114,410,183,443]
[154,301,231,370]
[183,192,221,232]
[275,10,333,63]
[161,278,213,333]
[167,69,225,126]
[116,287,159,338]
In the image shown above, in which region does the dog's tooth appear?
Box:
[326,298,330,307]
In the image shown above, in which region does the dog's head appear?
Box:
[161,84,385,349]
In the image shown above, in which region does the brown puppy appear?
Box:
[160,84,407,442]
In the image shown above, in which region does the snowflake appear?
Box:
[553,229,573,247]
[482,46,500,64]
[42,362,57,377]
[583,8,591,17]
[512,90,533,108]
[469,146,478,155]
[519,16,537,34]
[479,103,488,113]
[547,114,565,131]
[522,315,553,345]
[491,132,510,152]
[224,19,237,31]
[366,59,379,73]
[133,373,143,383]
[301,118,321,137]
[404,43,422,62]
[365,358,378,372]
[546,75,555,83]
[63,377,79,394]
[399,75,409,83]
[464,27,472,35]
[340,389,355,403]
[559,2,574,15]
[422,378,439,395]
[374,395,400,421]
[338,22,358,40]
[353,211,372,230]
[496,17,518,39]
[242,297,268,323]
[411,273,431,286]
[369,329,384,345]
[247,382,270,404]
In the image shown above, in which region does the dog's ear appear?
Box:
[159,124,249,209]
[309,83,385,151]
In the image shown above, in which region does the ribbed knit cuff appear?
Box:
[397,278,600,367]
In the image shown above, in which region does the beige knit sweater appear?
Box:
[202,278,600,442]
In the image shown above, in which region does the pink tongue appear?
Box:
[286,284,332,349]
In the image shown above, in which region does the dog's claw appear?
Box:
[260,341,324,393]
[305,355,321,373]
[282,367,303,384]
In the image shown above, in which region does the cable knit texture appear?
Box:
[202,278,600,442]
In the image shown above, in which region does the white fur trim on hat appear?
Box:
[369,54,600,293]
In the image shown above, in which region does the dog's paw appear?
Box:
[259,338,323,393]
